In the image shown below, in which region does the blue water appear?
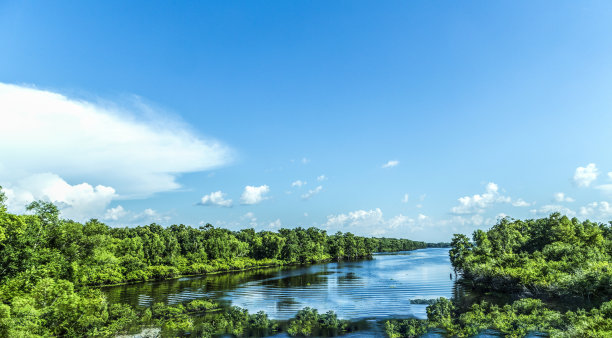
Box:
[104,248,454,321]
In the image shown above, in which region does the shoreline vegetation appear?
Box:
[385,213,612,337]
[6,184,609,337]
[0,188,446,337]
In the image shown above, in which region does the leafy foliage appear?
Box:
[0,192,430,336]
[450,213,612,299]
[386,297,612,337]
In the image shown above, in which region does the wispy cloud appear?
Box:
[301,185,323,200]
[382,160,399,168]
[553,192,574,203]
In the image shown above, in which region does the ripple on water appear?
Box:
[104,248,454,320]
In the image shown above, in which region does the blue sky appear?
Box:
[2,1,612,241]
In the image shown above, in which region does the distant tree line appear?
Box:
[0,187,435,336]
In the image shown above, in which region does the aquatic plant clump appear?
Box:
[385,297,612,337]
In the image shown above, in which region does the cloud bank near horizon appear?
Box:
[0,83,233,220]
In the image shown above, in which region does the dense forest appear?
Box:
[449,213,612,299]
[0,187,438,336]
[8,182,607,337]
[386,213,612,337]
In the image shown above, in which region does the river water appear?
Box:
[104,248,454,321]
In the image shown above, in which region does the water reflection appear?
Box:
[104,248,455,320]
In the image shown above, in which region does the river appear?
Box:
[104,248,456,336]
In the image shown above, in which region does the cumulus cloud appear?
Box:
[102,205,170,224]
[530,204,576,217]
[0,83,232,199]
[3,173,116,221]
[450,182,511,214]
[199,191,233,207]
[301,185,322,200]
[103,205,127,221]
[579,201,612,218]
[382,160,399,168]
[553,192,575,203]
[512,199,530,207]
[324,208,428,236]
[448,214,486,227]
[574,163,598,187]
[291,180,306,188]
[240,185,270,205]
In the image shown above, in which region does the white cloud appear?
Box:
[3,173,115,221]
[301,157,310,164]
[326,208,385,230]
[595,184,612,194]
[317,175,327,182]
[103,205,127,221]
[530,204,576,217]
[199,191,233,207]
[448,214,486,227]
[240,185,270,205]
[401,194,409,203]
[553,192,575,203]
[240,212,257,227]
[102,205,170,224]
[450,182,511,215]
[268,219,282,228]
[512,199,530,207]
[301,185,323,200]
[574,163,598,187]
[608,172,612,180]
[579,201,612,218]
[291,180,306,188]
[382,160,399,168]
[324,208,428,236]
[242,212,255,220]
[0,83,232,198]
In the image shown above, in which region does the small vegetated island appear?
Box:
[386,213,612,337]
